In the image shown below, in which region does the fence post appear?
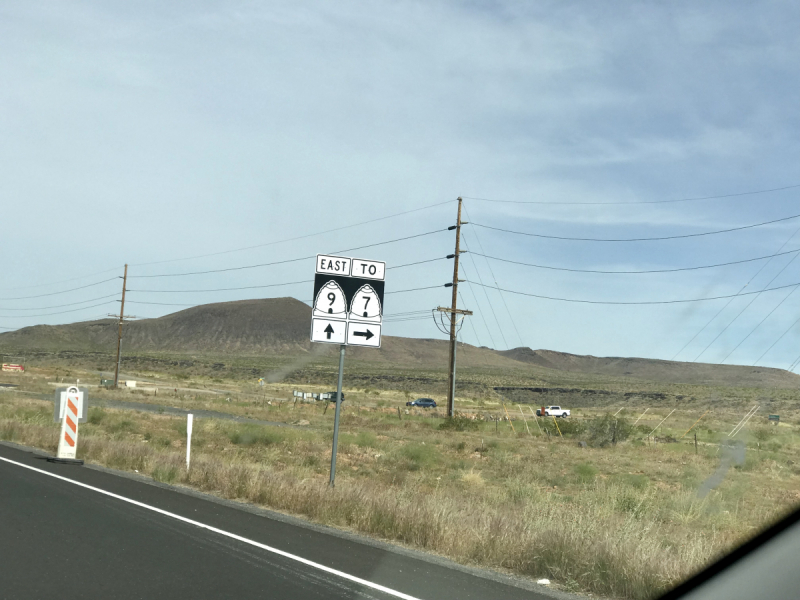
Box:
[186,413,193,471]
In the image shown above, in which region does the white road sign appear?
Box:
[310,318,347,344]
[350,259,385,280]
[312,280,348,319]
[348,283,382,323]
[311,254,385,348]
[346,322,381,348]
[316,255,352,276]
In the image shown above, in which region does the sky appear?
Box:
[1,1,799,369]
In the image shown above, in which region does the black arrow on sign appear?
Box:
[353,329,374,340]
[324,324,334,339]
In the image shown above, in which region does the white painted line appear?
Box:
[0,455,423,600]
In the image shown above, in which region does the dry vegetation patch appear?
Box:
[2,368,799,599]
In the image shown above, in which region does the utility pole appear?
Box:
[113,264,128,388]
[442,197,472,417]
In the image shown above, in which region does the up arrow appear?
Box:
[324,324,335,339]
[353,329,374,340]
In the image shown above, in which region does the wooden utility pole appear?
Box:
[113,264,128,388]
[444,197,468,417]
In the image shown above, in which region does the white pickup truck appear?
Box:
[536,405,570,418]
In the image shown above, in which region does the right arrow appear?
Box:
[324,324,334,339]
[353,329,374,340]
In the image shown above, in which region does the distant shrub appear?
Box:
[355,431,378,448]
[229,425,286,446]
[439,416,479,432]
[574,463,598,484]
[88,407,105,425]
[586,414,633,447]
[752,427,771,443]
[618,473,649,489]
[553,418,586,436]
[401,443,437,468]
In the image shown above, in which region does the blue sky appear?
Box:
[1,1,799,369]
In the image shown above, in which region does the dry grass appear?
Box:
[2,373,799,599]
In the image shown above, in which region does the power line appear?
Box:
[754,315,800,365]
[461,204,523,347]
[0,201,453,293]
[0,277,120,301]
[129,284,451,310]
[0,267,123,293]
[129,229,447,279]
[127,257,448,293]
[460,263,508,349]
[465,279,800,305]
[671,226,800,360]
[0,300,117,319]
[471,212,800,242]
[130,280,312,294]
[461,272,496,349]
[462,183,800,206]
[694,252,800,362]
[470,248,800,275]
[721,286,800,363]
[0,294,120,311]
[130,199,455,267]
[459,290,483,348]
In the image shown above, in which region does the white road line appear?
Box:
[0,455,423,600]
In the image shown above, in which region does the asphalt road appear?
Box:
[0,443,566,600]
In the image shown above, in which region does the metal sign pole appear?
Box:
[329,344,346,488]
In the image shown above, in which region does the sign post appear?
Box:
[48,386,87,465]
[311,254,385,487]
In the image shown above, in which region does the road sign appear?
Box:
[310,254,385,348]
[54,387,89,423]
[346,322,381,347]
[311,318,347,344]
[53,386,85,464]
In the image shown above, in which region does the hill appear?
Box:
[2,297,799,389]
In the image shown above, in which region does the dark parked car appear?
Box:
[406,398,436,408]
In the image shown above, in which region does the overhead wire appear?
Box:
[464,279,800,305]
[671,225,800,360]
[721,286,800,363]
[459,290,483,348]
[0,293,120,312]
[0,300,118,319]
[693,252,800,362]
[0,267,123,293]
[0,277,120,301]
[130,199,455,267]
[460,266,496,349]
[460,263,507,349]
[754,315,800,365]
[461,203,523,347]
[128,229,447,279]
[471,212,800,242]
[127,257,449,294]
[470,248,800,275]
[0,201,452,293]
[462,183,800,205]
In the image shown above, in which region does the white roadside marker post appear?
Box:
[186,413,193,471]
